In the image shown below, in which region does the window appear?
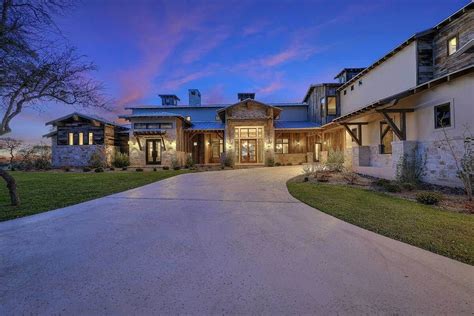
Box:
[68,133,74,146]
[434,103,451,129]
[327,97,337,115]
[447,36,458,56]
[78,132,84,145]
[380,122,393,154]
[320,97,326,117]
[275,138,289,154]
[358,80,363,86]
[133,123,173,129]
[351,85,354,91]
[88,132,94,145]
[343,90,347,95]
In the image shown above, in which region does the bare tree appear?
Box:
[0,136,22,167]
[0,0,109,206]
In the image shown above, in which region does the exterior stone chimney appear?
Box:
[159,94,180,106]
[188,89,201,106]
[237,93,255,101]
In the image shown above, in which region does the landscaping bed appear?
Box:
[287,177,474,265]
[0,169,190,221]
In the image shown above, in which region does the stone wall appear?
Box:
[274,153,307,165]
[52,144,114,168]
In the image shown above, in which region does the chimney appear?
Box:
[188,89,201,106]
[159,94,180,106]
[237,92,255,101]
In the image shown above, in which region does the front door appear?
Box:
[146,139,162,164]
[240,139,257,163]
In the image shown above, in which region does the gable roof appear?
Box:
[216,98,282,117]
[45,112,126,128]
[337,2,474,92]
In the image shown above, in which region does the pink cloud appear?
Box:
[162,69,215,90]
[181,27,230,64]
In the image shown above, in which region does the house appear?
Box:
[44,113,129,168]
[118,91,320,167]
[45,2,473,188]
[325,2,474,187]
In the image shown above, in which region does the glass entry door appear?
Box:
[240,139,257,163]
[146,139,162,164]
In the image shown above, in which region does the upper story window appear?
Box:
[134,122,173,129]
[351,85,354,91]
[327,97,337,115]
[434,103,451,129]
[447,36,458,56]
[343,90,347,95]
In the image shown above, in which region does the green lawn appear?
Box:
[0,170,190,222]
[287,182,474,265]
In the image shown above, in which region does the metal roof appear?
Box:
[188,121,225,130]
[119,112,185,119]
[45,112,126,128]
[126,102,306,110]
[274,121,321,130]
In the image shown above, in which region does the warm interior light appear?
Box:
[193,142,198,146]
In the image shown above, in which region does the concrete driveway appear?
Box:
[1,166,473,314]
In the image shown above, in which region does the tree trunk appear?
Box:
[0,168,20,206]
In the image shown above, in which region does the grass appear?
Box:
[287,182,474,265]
[0,170,190,222]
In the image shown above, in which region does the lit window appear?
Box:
[88,132,93,145]
[448,36,458,56]
[380,122,393,154]
[275,138,289,154]
[434,103,451,129]
[327,97,337,115]
[78,132,84,145]
[68,133,74,145]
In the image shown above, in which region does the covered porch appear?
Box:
[184,122,225,165]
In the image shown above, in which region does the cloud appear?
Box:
[161,68,215,90]
[181,27,231,64]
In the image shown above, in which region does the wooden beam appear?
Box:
[135,135,142,151]
[378,111,405,140]
[341,124,361,146]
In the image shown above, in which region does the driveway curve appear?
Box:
[1,166,473,314]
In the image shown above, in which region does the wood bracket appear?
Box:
[376,109,414,141]
[339,122,368,146]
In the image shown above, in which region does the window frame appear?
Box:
[326,96,337,115]
[379,121,393,154]
[447,35,459,56]
[78,132,84,145]
[434,103,452,129]
[88,132,94,145]
[133,122,174,129]
[68,132,74,146]
[275,137,289,154]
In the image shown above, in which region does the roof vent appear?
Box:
[188,89,201,106]
[237,92,255,101]
[159,94,180,106]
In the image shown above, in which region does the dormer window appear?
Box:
[448,36,458,56]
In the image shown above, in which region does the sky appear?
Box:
[5,0,469,144]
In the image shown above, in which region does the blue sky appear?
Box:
[8,0,469,143]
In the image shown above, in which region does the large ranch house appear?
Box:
[45,2,473,189]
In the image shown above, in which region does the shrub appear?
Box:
[63,166,71,172]
[173,166,181,170]
[185,155,194,168]
[122,167,128,171]
[373,178,390,187]
[383,182,402,193]
[109,167,115,171]
[416,192,443,205]
[287,162,293,166]
[136,168,144,172]
[265,157,275,167]
[83,167,91,172]
[220,150,235,168]
[396,150,426,184]
[163,166,170,170]
[153,167,157,172]
[275,162,281,166]
[113,152,130,168]
[326,149,344,172]
[89,149,106,169]
[402,182,417,191]
[94,167,104,173]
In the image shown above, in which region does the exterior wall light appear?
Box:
[193,142,198,146]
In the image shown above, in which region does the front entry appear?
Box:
[146,139,162,165]
[240,139,257,163]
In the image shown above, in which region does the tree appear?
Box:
[0,0,108,206]
[0,136,22,167]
